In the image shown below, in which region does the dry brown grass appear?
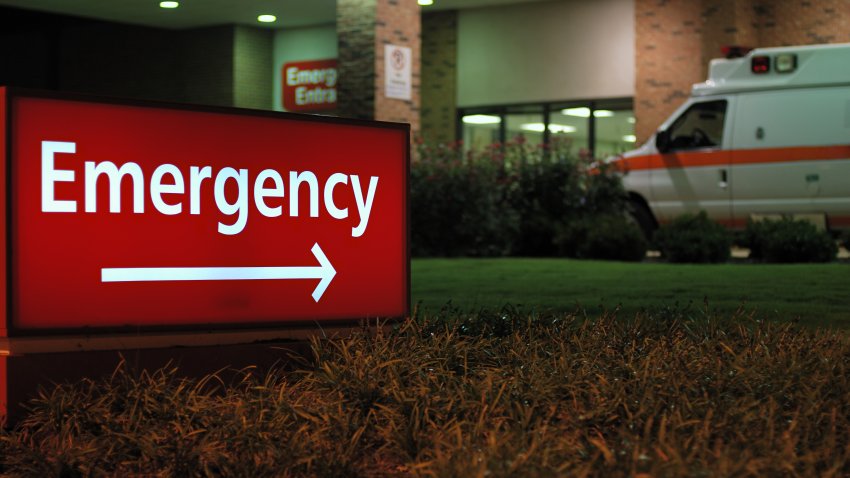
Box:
[2,310,849,477]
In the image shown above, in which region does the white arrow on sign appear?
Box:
[101,242,337,302]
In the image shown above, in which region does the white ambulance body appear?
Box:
[615,42,850,233]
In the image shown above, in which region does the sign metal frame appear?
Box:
[1,87,410,338]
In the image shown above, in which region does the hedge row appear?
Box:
[655,212,839,263]
[410,139,643,259]
[411,141,843,263]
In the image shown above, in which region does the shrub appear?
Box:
[410,137,630,258]
[654,211,730,263]
[745,217,837,263]
[410,142,518,257]
[508,140,629,256]
[555,213,648,261]
[508,151,580,256]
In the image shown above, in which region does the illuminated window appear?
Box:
[505,105,544,146]
[458,98,634,158]
[592,99,636,157]
[549,103,591,155]
[461,114,501,152]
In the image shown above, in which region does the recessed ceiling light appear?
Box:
[159,1,179,9]
[623,135,637,142]
[462,114,501,125]
[562,107,614,118]
[562,107,590,118]
[520,123,545,132]
[418,0,434,5]
[520,123,577,133]
[257,14,277,23]
[549,124,577,133]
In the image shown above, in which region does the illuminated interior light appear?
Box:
[462,114,501,125]
[561,107,614,118]
[550,124,577,133]
[520,123,577,133]
[627,117,636,124]
[159,1,179,8]
[257,14,277,23]
[520,123,545,132]
[623,135,637,142]
[562,107,590,117]
[418,0,435,5]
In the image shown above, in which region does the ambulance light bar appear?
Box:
[751,53,797,75]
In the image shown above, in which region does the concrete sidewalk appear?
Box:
[646,246,850,260]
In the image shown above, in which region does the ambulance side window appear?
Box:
[667,100,727,150]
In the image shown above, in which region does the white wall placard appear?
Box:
[384,44,412,101]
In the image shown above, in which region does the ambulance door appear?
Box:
[650,99,732,224]
[730,88,850,226]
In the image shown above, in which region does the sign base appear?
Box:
[0,324,380,426]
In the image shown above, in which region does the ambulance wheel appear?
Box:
[627,200,657,241]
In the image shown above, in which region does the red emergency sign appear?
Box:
[0,88,409,336]
[282,59,338,112]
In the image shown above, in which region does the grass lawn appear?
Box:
[412,258,850,328]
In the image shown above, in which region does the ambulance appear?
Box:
[613,43,850,236]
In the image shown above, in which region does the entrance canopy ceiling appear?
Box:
[0,0,549,29]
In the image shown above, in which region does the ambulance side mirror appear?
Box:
[655,130,671,153]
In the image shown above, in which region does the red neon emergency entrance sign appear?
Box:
[282,59,338,112]
[0,88,409,336]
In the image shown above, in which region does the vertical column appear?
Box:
[337,0,421,134]
[421,11,457,144]
[375,0,421,134]
[753,0,850,46]
[634,0,703,143]
[233,26,273,110]
[700,0,758,75]
[337,0,377,120]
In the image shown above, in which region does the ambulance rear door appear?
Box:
[729,86,850,226]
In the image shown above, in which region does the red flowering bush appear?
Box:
[410,140,518,256]
[411,138,629,257]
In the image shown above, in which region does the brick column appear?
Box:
[635,0,850,143]
[749,0,850,46]
[700,0,759,76]
[337,0,376,120]
[337,0,421,134]
[421,11,457,144]
[634,0,704,143]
